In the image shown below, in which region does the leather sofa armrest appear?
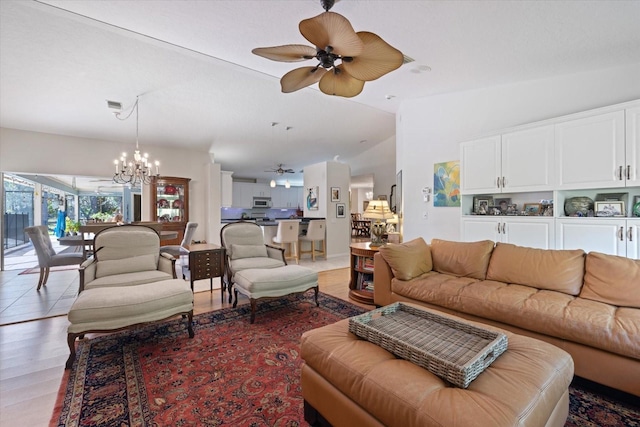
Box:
[79,258,97,294]
[158,253,178,279]
[374,252,393,307]
[265,244,286,263]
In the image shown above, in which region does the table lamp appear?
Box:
[362,200,393,246]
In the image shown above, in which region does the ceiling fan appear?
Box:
[252,0,405,98]
[265,164,295,175]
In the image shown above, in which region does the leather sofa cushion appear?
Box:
[486,243,585,295]
[430,239,494,280]
[581,252,640,308]
[392,275,640,359]
[378,237,432,281]
[95,253,157,278]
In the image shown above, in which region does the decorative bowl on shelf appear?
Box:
[172,200,182,209]
[157,199,169,208]
[164,185,177,195]
[564,196,593,216]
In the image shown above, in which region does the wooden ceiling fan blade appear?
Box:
[280,67,327,93]
[252,45,317,62]
[342,32,404,81]
[299,12,363,56]
[318,66,364,98]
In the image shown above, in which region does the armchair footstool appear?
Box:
[66,278,194,369]
[232,265,319,323]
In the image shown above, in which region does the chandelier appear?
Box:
[112,96,159,186]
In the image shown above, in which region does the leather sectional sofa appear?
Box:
[373,238,639,396]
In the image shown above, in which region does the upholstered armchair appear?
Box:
[78,225,177,293]
[220,221,286,301]
[24,225,84,290]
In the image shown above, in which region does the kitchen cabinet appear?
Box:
[150,176,191,246]
[271,186,303,208]
[232,182,253,208]
[627,219,640,259]
[555,110,626,189]
[461,217,554,250]
[221,171,233,208]
[460,125,554,194]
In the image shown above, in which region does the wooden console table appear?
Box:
[348,242,379,305]
[181,243,225,299]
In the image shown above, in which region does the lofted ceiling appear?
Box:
[1,0,639,191]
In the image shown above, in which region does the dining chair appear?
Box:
[160,222,198,258]
[24,225,84,290]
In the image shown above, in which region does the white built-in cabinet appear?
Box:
[460,99,640,260]
[231,182,254,208]
[460,125,554,194]
[555,111,627,189]
[461,217,554,249]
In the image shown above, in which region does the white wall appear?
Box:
[303,160,351,258]
[0,127,222,244]
[397,63,640,243]
[349,136,396,200]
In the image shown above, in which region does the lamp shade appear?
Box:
[363,200,393,220]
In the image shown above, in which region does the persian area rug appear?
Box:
[51,292,640,427]
[50,291,365,427]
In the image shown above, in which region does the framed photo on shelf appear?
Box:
[524,203,543,215]
[331,187,341,202]
[595,201,625,217]
[336,203,346,218]
[494,198,511,213]
[473,196,493,215]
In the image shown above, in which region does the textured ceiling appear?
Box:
[1,0,639,190]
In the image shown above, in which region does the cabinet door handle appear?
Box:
[497,223,501,234]
[618,226,624,241]
[629,227,634,242]
[502,177,506,188]
[618,166,623,181]
[496,177,501,188]
[627,165,631,181]
[502,223,506,234]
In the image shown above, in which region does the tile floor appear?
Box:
[0,237,351,325]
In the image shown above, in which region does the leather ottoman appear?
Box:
[301,306,574,427]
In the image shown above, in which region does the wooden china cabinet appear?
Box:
[149,176,191,246]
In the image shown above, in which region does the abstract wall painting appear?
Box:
[433,161,460,207]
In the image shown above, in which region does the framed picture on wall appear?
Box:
[336,203,346,218]
[331,187,340,202]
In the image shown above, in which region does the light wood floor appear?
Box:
[0,267,373,427]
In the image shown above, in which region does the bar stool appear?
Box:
[272,220,300,264]
[299,220,326,261]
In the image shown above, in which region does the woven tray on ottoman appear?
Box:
[348,302,508,388]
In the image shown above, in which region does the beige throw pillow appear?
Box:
[230,244,268,260]
[95,253,157,278]
[581,252,640,308]
[378,238,432,281]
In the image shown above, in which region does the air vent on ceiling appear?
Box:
[106,100,122,110]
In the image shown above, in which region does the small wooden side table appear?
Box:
[181,243,225,299]
[348,242,380,305]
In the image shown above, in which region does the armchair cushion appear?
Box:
[85,270,174,290]
[230,257,286,272]
[95,254,158,278]
[230,244,268,260]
